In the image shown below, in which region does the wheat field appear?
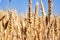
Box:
[0,0,60,40]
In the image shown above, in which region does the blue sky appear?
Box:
[0,0,60,15]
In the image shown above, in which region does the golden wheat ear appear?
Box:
[40,0,46,16]
[48,0,52,16]
[48,0,52,23]
[28,0,32,14]
[35,1,39,16]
